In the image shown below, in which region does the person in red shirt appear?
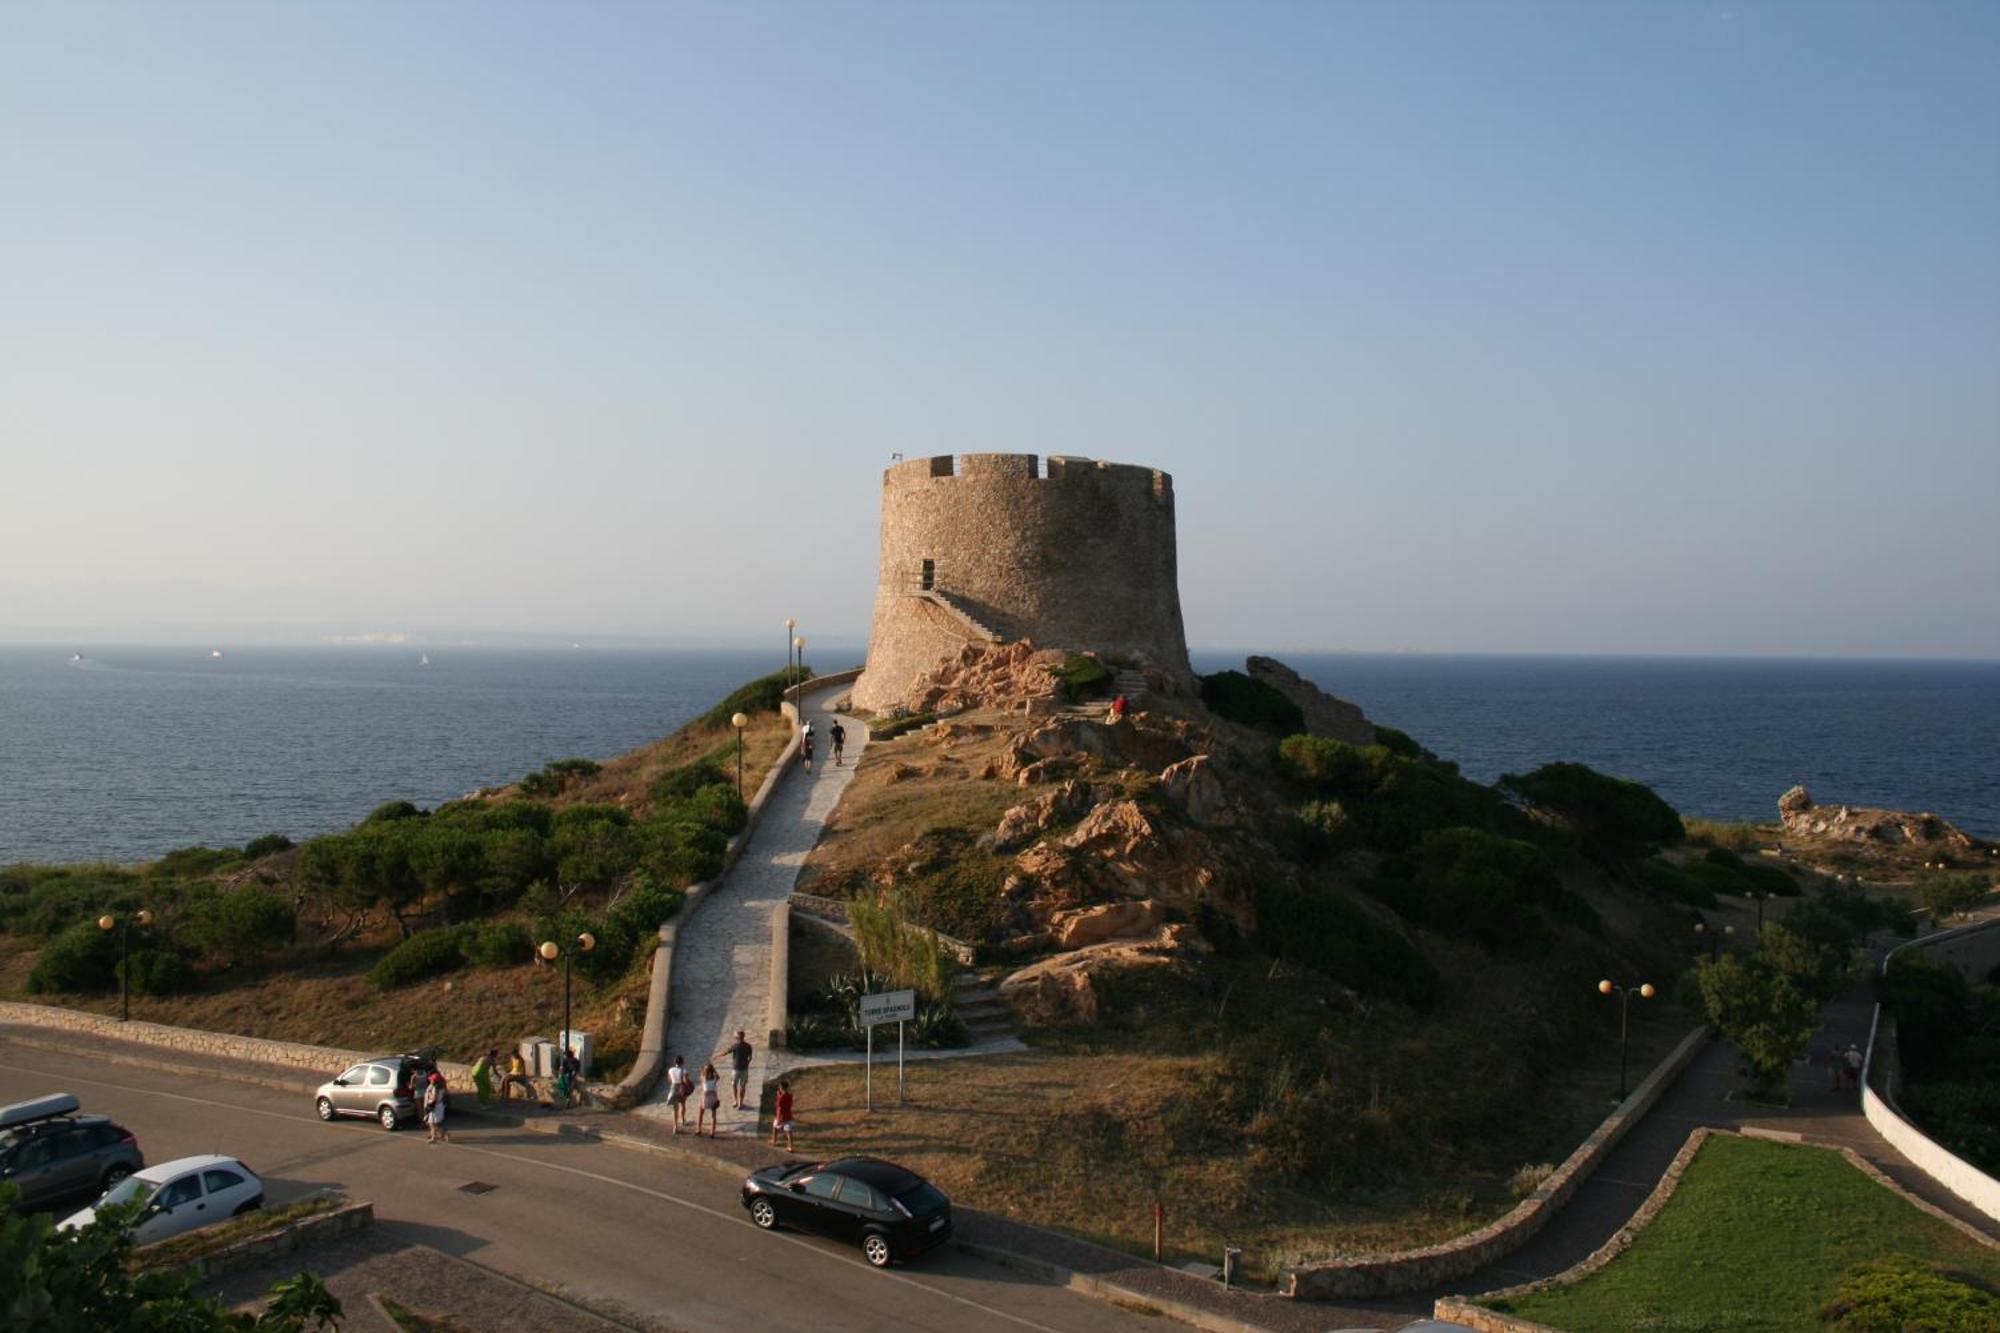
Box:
[771,1079,795,1151]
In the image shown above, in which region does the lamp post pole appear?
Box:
[784,618,797,687]
[1693,921,1733,963]
[731,712,749,799]
[1748,891,1769,932]
[794,636,806,691]
[1598,978,1655,1101]
[539,933,596,1064]
[98,910,152,1022]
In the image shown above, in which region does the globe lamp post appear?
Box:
[784,618,797,686]
[1598,978,1655,1101]
[97,909,153,1022]
[539,933,596,1064]
[731,711,750,798]
[793,636,806,690]
[1693,921,1735,963]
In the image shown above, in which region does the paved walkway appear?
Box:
[635,683,865,1138]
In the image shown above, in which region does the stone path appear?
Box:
[635,683,864,1138]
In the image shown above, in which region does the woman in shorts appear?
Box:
[771,1079,795,1151]
[666,1054,690,1133]
[424,1072,450,1144]
[696,1062,722,1137]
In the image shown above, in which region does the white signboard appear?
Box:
[859,988,917,1027]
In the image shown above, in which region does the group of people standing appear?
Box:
[468,1043,586,1111]
[799,718,844,772]
[663,1029,795,1146]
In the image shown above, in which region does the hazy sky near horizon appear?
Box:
[3,2,1996,657]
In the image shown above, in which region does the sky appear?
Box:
[2,2,1995,657]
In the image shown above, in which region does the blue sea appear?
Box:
[1,646,1995,864]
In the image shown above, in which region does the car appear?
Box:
[312,1052,439,1130]
[0,1093,144,1213]
[740,1156,953,1268]
[61,1154,263,1246]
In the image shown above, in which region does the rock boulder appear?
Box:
[1245,656,1375,745]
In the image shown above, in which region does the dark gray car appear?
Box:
[0,1094,144,1213]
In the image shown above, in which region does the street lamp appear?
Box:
[1693,921,1735,962]
[1598,978,1655,1101]
[731,711,749,798]
[1745,890,1771,932]
[97,910,153,1022]
[793,636,806,690]
[784,618,797,686]
[538,932,596,1066]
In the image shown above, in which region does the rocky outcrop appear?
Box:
[1159,754,1223,824]
[1047,898,1167,949]
[1002,714,1195,779]
[904,640,1070,717]
[993,780,1102,852]
[1778,785,1980,852]
[1245,656,1375,745]
[998,924,1205,1026]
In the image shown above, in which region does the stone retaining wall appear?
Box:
[767,902,791,1051]
[787,892,977,965]
[147,1196,375,1284]
[1284,1025,1711,1300]
[0,1001,475,1086]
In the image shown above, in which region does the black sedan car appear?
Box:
[741,1156,952,1267]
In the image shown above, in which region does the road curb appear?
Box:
[950,1239,1287,1333]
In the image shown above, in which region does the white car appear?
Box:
[60,1154,263,1245]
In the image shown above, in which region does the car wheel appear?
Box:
[315,1096,337,1122]
[862,1233,892,1268]
[749,1198,778,1230]
[232,1198,261,1217]
[379,1105,400,1131]
[102,1163,133,1190]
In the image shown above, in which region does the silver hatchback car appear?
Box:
[312,1054,437,1130]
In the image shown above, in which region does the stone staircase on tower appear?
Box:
[1112,667,1149,703]
[902,580,1004,644]
[953,971,1015,1042]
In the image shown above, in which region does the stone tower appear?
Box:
[852,454,1192,712]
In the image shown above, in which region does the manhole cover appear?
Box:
[457,1181,497,1195]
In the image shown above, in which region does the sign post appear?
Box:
[858,988,917,1113]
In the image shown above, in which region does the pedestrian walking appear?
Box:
[716,1030,754,1109]
[1844,1043,1864,1091]
[554,1045,582,1108]
[472,1048,497,1106]
[667,1053,691,1133]
[830,720,846,767]
[802,732,815,772]
[696,1062,722,1136]
[772,1079,795,1151]
[424,1072,450,1144]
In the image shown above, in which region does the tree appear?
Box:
[1756,917,1852,1007]
[1916,872,1991,923]
[0,1184,340,1331]
[189,887,296,967]
[1697,953,1817,1099]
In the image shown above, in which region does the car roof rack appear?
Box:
[0,1093,81,1132]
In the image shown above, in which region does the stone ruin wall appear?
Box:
[852,453,1192,712]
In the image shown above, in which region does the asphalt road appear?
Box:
[0,1043,1163,1333]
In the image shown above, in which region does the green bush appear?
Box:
[1371,725,1423,758]
[850,895,958,1004]
[1253,879,1438,1012]
[462,919,530,968]
[123,949,198,996]
[1919,872,1992,921]
[150,845,243,879]
[366,926,469,990]
[604,878,684,946]
[27,922,123,993]
[188,887,295,967]
[1200,670,1305,735]
[1635,858,1720,908]
[1053,653,1113,701]
[1290,800,1352,857]
[699,667,807,728]
[1366,826,1590,952]
[242,833,295,859]
[1820,1253,2000,1331]
[362,800,425,825]
[1498,762,1683,862]
[649,757,732,805]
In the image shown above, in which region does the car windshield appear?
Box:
[97,1176,159,1208]
[896,1182,947,1215]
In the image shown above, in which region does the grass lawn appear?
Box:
[1498,1135,2000,1332]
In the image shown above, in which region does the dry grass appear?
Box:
[779,1000,1693,1283]
[522,710,793,816]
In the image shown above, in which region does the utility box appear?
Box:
[557,1030,594,1076]
[521,1037,557,1078]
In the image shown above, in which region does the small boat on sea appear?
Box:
[419,654,430,667]
[210,649,224,659]
[68,652,86,664]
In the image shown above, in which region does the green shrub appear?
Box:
[362,800,425,825]
[27,922,123,993]
[1366,826,1588,952]
[604,878,684,946]
[1497,762,1683,862]
[462,919,530,968]
[1635,858,1720,908]
[1685,817,1761,852]
[123,949,198,996]
[150,846,243,879]
[188,887,296,967]
[1371,725,1423,758]
[1919,872,1992,921]
[1820,1253,2000,1331]
[1200,670,1305,735]
[545,757,601,781]
[1253,880,1438,1012]
[366,926,469,990]
[699,667,807,728]
[850,896,958,1004]
[241,833,295,859]
[650,757,732,805]
[1053,654,1113,701]
[1290,800,1352,857]
[868,712,935,741]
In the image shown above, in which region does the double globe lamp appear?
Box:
[97,909,153,1022]
[539,932,595,1071]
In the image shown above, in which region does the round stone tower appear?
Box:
[852,453,1192,712]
